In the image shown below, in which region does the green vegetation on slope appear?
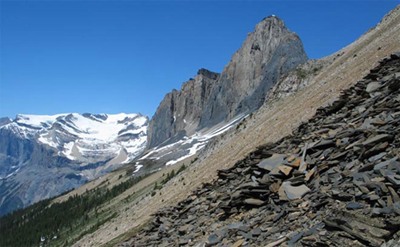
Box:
[0,174,149,247]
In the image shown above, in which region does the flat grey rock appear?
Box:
[366,82,382,92]
[244,198,265,206]
[374,158,398,171]
[251,228,262,236]
[206,234,221,246]
[281,182,311,200]
[346,202,364,210]
[385,174,400,186]
[288,231,304,245]
[228,222,244,229]
[362,134,393,146]
[257,154,286,171]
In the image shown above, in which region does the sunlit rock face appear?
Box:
[147,16,308,149]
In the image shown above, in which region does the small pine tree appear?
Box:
[154,182,158,191]
[177,164,186,174]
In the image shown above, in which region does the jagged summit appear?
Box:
[256,15,290,38]
[260,14,285,24]
[0,117,12,127]
[147,14,308,149]
[197,68,219,79]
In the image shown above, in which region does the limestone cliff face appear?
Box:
[147,69,219,148]
[148,16,308,148]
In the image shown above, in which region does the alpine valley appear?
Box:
[1,4,400,247]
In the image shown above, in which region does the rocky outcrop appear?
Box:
[147,16,308,148]
[264,54,336,103]
[0,133,77,216]
[0,118,11,127]
[147,69,219,148]
[121,54,400,246]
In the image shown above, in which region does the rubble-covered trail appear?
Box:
[120,53,400,247]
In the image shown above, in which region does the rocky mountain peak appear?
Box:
[0,117,12,127]
[197,68,220,79]
[147,15,308,149]
[259,14,285,28]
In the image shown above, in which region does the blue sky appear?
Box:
[0,1,399,118]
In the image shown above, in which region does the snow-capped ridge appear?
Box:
[1,112,149,164]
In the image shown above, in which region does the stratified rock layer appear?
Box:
[147,16,308,148]
[121,53,400,246]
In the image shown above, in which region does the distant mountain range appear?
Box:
[0,113,147,215]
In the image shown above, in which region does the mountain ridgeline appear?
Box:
[147,16,308,149]
[0,113,148,216]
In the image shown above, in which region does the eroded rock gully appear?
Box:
[121,53,400,246]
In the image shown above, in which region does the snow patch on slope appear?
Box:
[15,114,64,128]
[50,113,139,142]
[142,114,247,168]
[63,142,76,160]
